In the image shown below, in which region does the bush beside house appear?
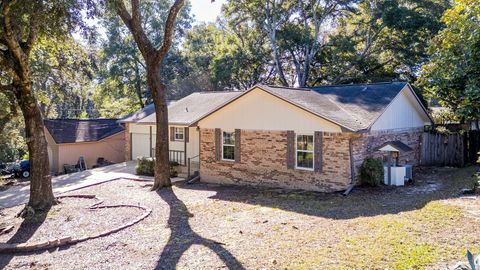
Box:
[360,157,384,187]
[136,157,180,177]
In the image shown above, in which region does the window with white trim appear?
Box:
[296,134,314,170]
[174,127,184,141]
[222,131,235,161]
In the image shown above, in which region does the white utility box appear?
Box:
[383,166,407,186]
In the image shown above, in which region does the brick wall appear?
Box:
[351,128,424,177]
[199,129,352,192]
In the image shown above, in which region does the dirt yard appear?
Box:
[0,166,479,270]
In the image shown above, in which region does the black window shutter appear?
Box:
[234,129,241,163]
[286,130,295,169]
[215,128,221,161]
[314,131,323,173]
[170,126,175,141]
[184,127,189,142]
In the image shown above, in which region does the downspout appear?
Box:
[343,137,356,196]
[183,127,187,166]
[149,126,153,158]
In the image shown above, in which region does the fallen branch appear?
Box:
[0,180,153,254]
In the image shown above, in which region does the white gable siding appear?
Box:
[371,87,430,131]
[198,87,342,133]
[129,123,150,134]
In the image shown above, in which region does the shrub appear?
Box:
[170,161,179,177]
[136,157,154,176]
[359,157,384,187]
[136,158,181,177]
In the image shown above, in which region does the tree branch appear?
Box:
[112,0,155,59]
[22,13,39,55]
[2,0,27,69]
[155,0,185,63]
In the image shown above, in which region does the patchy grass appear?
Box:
[326,202,464,270]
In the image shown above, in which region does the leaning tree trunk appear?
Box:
[14,82,55,210]
[0,0,56,212]
[147,65,171,190]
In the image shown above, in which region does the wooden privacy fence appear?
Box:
[421,130,480,167]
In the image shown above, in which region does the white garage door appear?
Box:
[132,133,151,159]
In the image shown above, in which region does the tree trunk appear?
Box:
[111,0,184,190]
[270,36,289,87]
[147,65,171,190]
[134,63,144,108]
[264,0,289,87]
[14,82,55,210]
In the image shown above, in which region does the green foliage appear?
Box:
[31,36,97,119]
[360,157,384,187]
[223,0,449,86]
[181,23,271,91]
[418,0,480,124]
[136,157,155,176]
[0,119,26,163]
[96,0,193,114]
[325,0,450,84]
[92,93,140,118]
[135,157,180,177]
[170,161,179,178]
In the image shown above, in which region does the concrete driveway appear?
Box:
[0,161,154,209]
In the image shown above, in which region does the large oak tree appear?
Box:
[418,0,480,127]
[0,0,94,211]
[110,0,185,190]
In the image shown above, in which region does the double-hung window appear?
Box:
[296,134,314,170]
[174,127,184,141]
[222,131,235,161]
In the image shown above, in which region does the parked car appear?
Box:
[13,160,30,178]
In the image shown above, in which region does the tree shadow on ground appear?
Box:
[176,166,479,220]
[155,188,245,270]
[0,206,51,269]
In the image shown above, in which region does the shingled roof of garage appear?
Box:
[44,119,125,144]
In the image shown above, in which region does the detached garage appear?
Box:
[44,119,126,173]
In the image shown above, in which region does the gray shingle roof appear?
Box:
[309,82,409,130]
[375,140,414,152]
[259,82,409,131]
[126,82,427,132]
[137,91,243,126]
[118,103,155,123]
[44,119,125,144]
[118,100,177,123]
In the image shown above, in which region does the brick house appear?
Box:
[119,92,242,176]
[124,82,432,192]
